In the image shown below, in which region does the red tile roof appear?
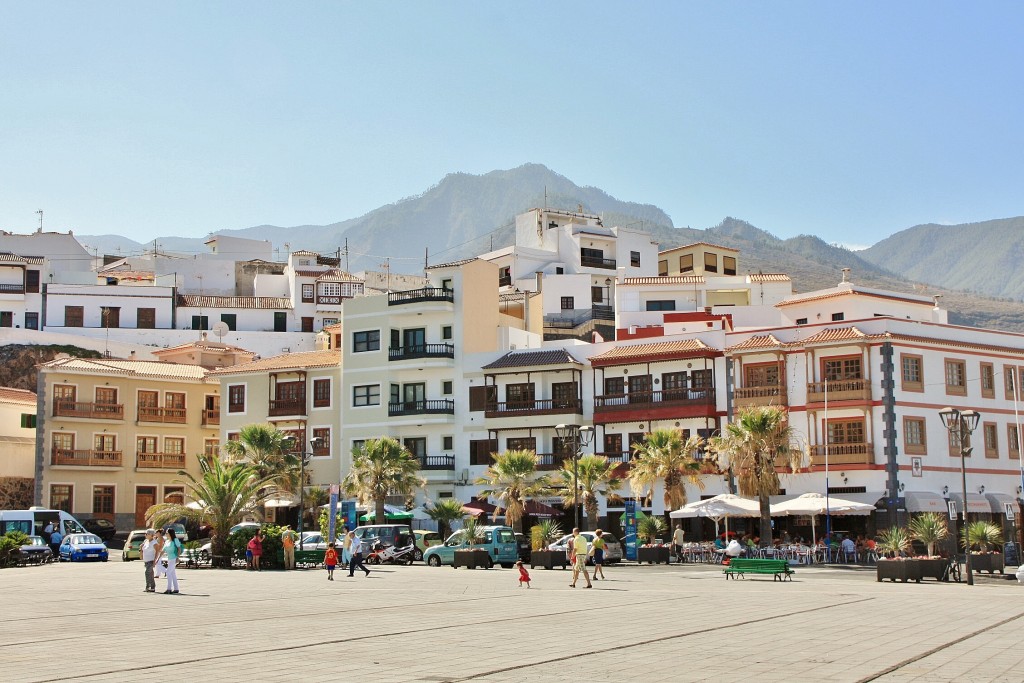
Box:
[176,295,292,309]
[209,350,341,375]
[776,286,932,308]
[0,386,37,404]
[796,326,869,345]
[590,339,719,366]
[482,349,582,370]
[749,273,791,283]
[621,275,705,285]
[725,334,785,352]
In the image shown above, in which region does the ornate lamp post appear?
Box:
[939,407,980,586]
[555,424,594,530]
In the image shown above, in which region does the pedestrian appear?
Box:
[153,529,166,579]
[48,524,63,557]
[341,528,352,566]
[281,525,297,570]
[590,529,607,581]
[568,527,592,588]
[672,523,686,563]
[324,543,338,581]
[43,521,54,546]
[346,530,370,577]
[516,560,531,588]
[248,531,263,571]
[140,529,158,592]
[162,528,182,594]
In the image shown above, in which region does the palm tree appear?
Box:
[711,405,801,548]
[302,486,330,528]
[554,454,622,531]
[343,437,423,524]
[477,449,551,533]
[146,456,279,567]
[425,498,467,539]
[223,423,300,491]
[629,429,705,520]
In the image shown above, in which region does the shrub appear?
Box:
[530,520,563,550]
[637,516,666,546]
[0,531,29,568]
[962,521,1003,552]
[227,524,285,568]
[877,527,912,557]
[908,513,949,557]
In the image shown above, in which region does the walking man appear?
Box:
[673,523,686,563]
[346,530,370,577]
[49,524,63,557]
[569,528,592,588]
[141,529,157,592]
[282,525,297,570]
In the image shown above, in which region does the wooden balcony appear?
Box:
[52,449,122,467]
[388,343,455,361]
[137,452,187,469]
[268,399,306,417]
[137,406,187,424]
[536,452,572,471]
[419,455,455,471]
[734,384,787,409]
[202,409,220,426]
[806,379,871,404]
[54,401,124,420]
[808,442,874,466]
[485,398,582,418]
[388,287,454,306]
[595,388,716,411]
[388,399,455,417]
[0,283,25,293]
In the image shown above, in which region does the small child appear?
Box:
[325,543,338,581]
[516,559,531,588]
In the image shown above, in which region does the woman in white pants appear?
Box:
[153,530,166,579]
[163,528,182,594]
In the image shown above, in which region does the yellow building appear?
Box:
[0,387,39,508]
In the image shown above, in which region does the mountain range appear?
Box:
[77,164,1024,332]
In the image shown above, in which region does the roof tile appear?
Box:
[590,339,718,366]
[176,295,292,309]
[209,350,341,375]
[482,349,582,370]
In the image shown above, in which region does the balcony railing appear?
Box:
[54,401,124,420]
[388,399,455,417]
[388,343,455,361]
[536,452,573,471]
[485,398,582,418]
[137,406,187,424]
[580,256,617,270]
[268,398,307,417]
[388,287,454,306]
[806,379,871,403]
[137,452,187,469]
[599,451,634,464]
[420,455,456,471]
[809,442,874,466]
[0,283,25,293]
[51,449,123,467]
[734,384,788,408]
[595,388,716,411]
[498,275,512,287]
[202,409,220,426]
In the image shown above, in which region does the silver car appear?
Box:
[548,532,623,564]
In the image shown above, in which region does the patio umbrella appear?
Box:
[769,493,875,547]
[359,504,414,522]
[264,494,298,508]
[670,494,765,538]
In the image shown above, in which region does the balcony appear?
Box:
[580,255,617,270]
[807,379,871,404]
[734,384,788,409]
[137,406,187,424]
[388,343,455,361]
[536,452,572,471]
[419,455,456,471]
[137,452,187,469]
[485,398,582,418]
[202,409,220,426]
[808,442,874,466]
[0,283,25,293]
[52,449,122,467]
[388,287,454,306]
[54,401,124,420]
[268,398,306,417]
[388,399,455,417]
[596,388,716,411]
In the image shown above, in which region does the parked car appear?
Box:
[164,523,189,542]
[228,522,262,537]
[295,532,333,552]
[122,530,148,561]
[19,536,53,564]
[81,518,118,542]
[423,526,519,568]
[58,534,109,562]
[548,532,624,564]
[0,509,86,538]
[353,524,413,550]
[513,532,531,562]
[412,530,443,561]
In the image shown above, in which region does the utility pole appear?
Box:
[344,238,350,273]
[35,209,43,232]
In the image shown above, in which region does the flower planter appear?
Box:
[876,559,922,583]
[637,546,671,565]
[915,558,947,582]
[454,548,491,569]
[530,549,567,570]
[970,552,1004,574]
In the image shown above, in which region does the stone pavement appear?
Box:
[1,559,1023,682]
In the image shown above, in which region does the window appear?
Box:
[320,282,341,298]
[443,436,453,450]
[442,325,453,340]
[603,433,623,456]
[95,387,117,405]
[166,392,185,410]
[984,423,998,458]
[312,428,330,456]
[404,438,426,459]
[704,252,718,273]
[441,279,453,291]
[831,312,845,322]
[560,296,574,310]
[1004,365,1018,400]
[646,300,676,311]
[137,436,157,454]
[322,318,338,327]
[901,354,923,392]
[1009,425,1020,460]
[796,318,808,325]
[50,484,72,512]
[723,256,737,276]
[24,312,38,330]
[26,270,40,293]
[52,432,74,453]
[944,359,967,396]
[662,371,688,399]
[94,434,116,453]
[470,439,497,466]
[630,251,641,267]
[980,362,995,398]
[228,385,246,413]
[552,381,577,408]
[506,383,535,406]
[20,413,36,428]
[191,315,209,331]
[903,417,926,455]
[353,330,380,352]
[506,437,536,453]
[163,487,185,505]
[351,440,366,456]
[65,306,83,327]
[442,380,453,395]
[101,307,120,328]
[313,378,331,407]
[679,254,694,273]
[221,313,237,331]
[744,364,779,387]
[824,357,862,381]
[164,437,185,454]
[468,385,496,411]
[93,485,114,516]
[204,439,220,456]
[658,260,668,276]
[137,308,155,329]
[0,311,11,328]
[827,419,865,445]
[691,369,713,388]
[302,284,314,303]
[604,377,625,396]
[353,384,380,407]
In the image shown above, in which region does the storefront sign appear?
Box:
[948,501,958,521]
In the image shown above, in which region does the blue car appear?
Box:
[423,525,519,568]
[59,533,109,562]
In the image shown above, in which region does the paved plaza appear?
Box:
[1,558,1022,682]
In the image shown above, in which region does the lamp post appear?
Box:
[297,437,325,551]
[939,407,980,586]
[555,424,594,530]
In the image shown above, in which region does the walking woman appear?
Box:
[163,528,183,594]
[590,529,607,581]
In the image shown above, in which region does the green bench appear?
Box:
[723,558,794,582]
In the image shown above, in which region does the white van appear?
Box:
[0,508,86,537]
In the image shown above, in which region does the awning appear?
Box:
[985,492,1019,516]
[360,504,414,522]
[524,500,561,517]
[947,492,990,514]
[264,494,299,508]
[903,491,947,513]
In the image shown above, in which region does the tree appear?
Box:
[629,429,705,518]
[343,437,423,524]
[425,498,467,539]
[554,454,622,531]
[223,423,300,492]
[477,449,551,533]
[303,486,330,528]
[146,456,279,567]
[711,405,801,548]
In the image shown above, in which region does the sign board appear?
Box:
[911,457,923,477]
[1006,503,1016,521]
[341,500,356,532]
[1004,541,1020,567]
[624,500,638,561]
[328,490,339,544]
[948,501,958,521]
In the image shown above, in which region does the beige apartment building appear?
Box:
[0,387,39,508]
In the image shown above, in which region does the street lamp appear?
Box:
[555,424,594,530]
[294,436,325,551]
[939,407,981,586]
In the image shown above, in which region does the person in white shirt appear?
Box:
[841,536,857,561]
[140,529,158,592]
[672,524,686,563]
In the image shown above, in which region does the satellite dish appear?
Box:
[212,321,230,341]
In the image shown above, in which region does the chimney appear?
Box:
[535,271,543,294]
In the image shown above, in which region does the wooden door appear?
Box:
[136,486,157,528]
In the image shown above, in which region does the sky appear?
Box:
[2,2,1023,249]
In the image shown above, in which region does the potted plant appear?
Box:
[908,513,950,581]
[963,521,1005,574]
[636,516,670,564]
[529,520,566,570]
[453,517,489,569]
[875,527,921,583]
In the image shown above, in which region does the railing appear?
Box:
[806,379,870,402]
[388,343,455,361]
[137,406,187,424]
[0,283,25,293]
[595,388,716,410]
[202,409,220,426]
[734,384,787,407]
[137,452,187,469]
[420,455,456,471]
[52,449,123,467]
[485,398,582,417]
[593,304,615,321]
[536,452,572,471]
[268,398,306,417]
[498,275,512,287]
[54,401,124,420]
[581,256,617,269]
[388,399,455,416]
[809,442,874,466]
[388,287,454,306]
[598,451,634,464]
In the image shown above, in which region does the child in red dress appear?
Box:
[516,559,531,588]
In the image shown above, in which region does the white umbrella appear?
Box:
[670,494,766,538]
[770,492,875,547]
[264,494,299,508]
[185,500,207,510]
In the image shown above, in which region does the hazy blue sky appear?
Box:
[2,2,1022,248]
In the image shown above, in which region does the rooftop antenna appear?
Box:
[841,267,851,284]
[35,209,43,233]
